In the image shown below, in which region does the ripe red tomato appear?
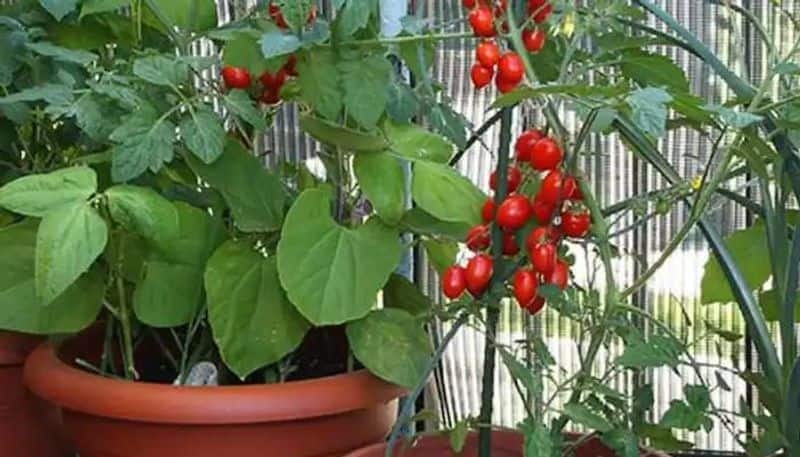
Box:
[442,265,468,299]
[527,297,546,315]
[283,55,298,76]
[531,137,563,171]
[498,52,524,83]
[471,63,494,88]
[515,129,544,162]
[466,254,494,296]
[532,194,555,224]
[463,0,476,8]
[522,28,547,52]
[561,208,591,238]
[530,242,556,274]
[527,0,552,23]
[546,260,569,290]
[489,166,522,193]
[259,86,281,105]
[502,232,520,255]
[495,74,519,93]
[222,66,251,89]
[466,224,491,251]
[482,198,496,223]
[493,0,508,17]
[513,269,538,308]
[526,225,559,251]
[496,194,532,231]
[476,41,501,68]
[469,7,496,37]
[538,170,579,204]
[565,175,583,200]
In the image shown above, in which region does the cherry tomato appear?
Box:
[497,52,524,84]
[466,254,494,296]
[482,198,496,223]
[530,242,556,274]
[259,70,276,88]
[546,259,569,290]
[565,175,583,200]
[466,224,491,252]
[513,269,539,308]
[530,137,563,171]
[476,40,501,68]
[522,28,547,53]
[527,0,553,23]
[222,66,251,89]
[502,232,520,256]
[495,74,519,93]
[463,0,476,8]
[526,225,559,251]
[259,86,281,105]
[515,129,544,162]
[471,63,494,89]
[469,7,496,37]
[283,55,298,76]
[496,194,533,231]
[532,194,556,224]
[561,208,591,238]
[442,266,468,299]
[489,166,522,193]
[539,170,579,204]
[526,297,546,315]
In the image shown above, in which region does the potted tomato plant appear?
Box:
[0,1,477,456]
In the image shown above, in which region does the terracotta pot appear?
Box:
[345,429,666,457]
[0,331,67,457]
[24,336,406,457]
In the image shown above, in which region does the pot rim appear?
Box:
[24,340,407,425]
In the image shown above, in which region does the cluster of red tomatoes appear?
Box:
[465,0,553,93]
[441,128,592,316]
[220,3,316,104]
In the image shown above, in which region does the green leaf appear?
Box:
[335,0,374,37]
[384,120,454,163]
[0,167,97,217]
[563,403,612,433]
[386,81,419,123]
[620,51,689,92]
[0,84,73,106]
[383,274,431,316]
[422,238,458,274]
[133,203,225,326]
[133,55,189,87]
[186,139,286,232]
[223,89,266,130]
[80,0,129,17]
[206,240,309,379]
[759,289,800,322]
[427,104,468,149]
[223,32,271,77]
[626,87,673,139]
[412,161,485,225]
[346,308,432,388]
[35,201,108,305]
[616,334,683,369]
[397,40,434,81]
[338,52,391,129]
[145,0,218,33]
[297,48,342,121]
[639,424,694,452]
[259,31,301,59]
[449,419,470,453]
[704,104,764,128]
[701,222,771,304]
[277,188,402,325]
[353,152,405,225]
[105,185,180,244]
[660,385,713,432]
[26,41,97,65]
[0,221,104,334]
[180,107,225,164]
[110,105,176,182]
[499,347,542,399]
[400,207,470,240]
[492,84,628,109]
[39,0,77,21]
[274,0,313,33]
[300,114,388,152]
[72,93,126,141]
[521,419,553,457]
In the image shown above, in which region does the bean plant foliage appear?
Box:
[2,0,799,456]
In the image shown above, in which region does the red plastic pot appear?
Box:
[24,335,406,457]
[0,331,67,457]
[345,429,667,457]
